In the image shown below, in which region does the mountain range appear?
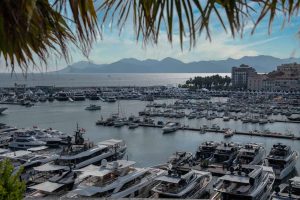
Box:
[58,55,300,73]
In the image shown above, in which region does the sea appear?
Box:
[0,73,230,87]
[0,73,299,177]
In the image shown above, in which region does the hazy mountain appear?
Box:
[58,55,300,73]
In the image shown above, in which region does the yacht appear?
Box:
[0,135,12,147]
[107,96,117,102]
[55,92,69,101]
[28,170,77,197]
[224,129,234,138]
[211,124,221,131]
[271,176,300,200]
[0,107,7,114]
[211,165,275,200]
[223,116,230,121]
[195,141,219,163]
[0,147,59,181]
[66,160,166,198]
[72,92,85,101]
[162,122,181,133]
[114,118,126,127]
[233,143,266,165]
[33,138,126,180]
[209,142,240,169]
[168,152,193,167]
[152,167,212,198]
[9,135,46,150]
[128,123,139,129]
[85,104,101,111]
[12,128,65,147]
[264,143,299,180]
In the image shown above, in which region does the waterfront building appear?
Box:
[247,73,267,91]
[231,64,256,89]
[263,63,300,91]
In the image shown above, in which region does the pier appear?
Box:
[98,123,300,140]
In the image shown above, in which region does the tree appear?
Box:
[1,0,300,72]
[0,159,26,200]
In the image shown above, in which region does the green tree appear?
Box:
[0,159,26,200]
[1,0,299,72]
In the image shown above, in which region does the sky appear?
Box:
[1,2,300,72]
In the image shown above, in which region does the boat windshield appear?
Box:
[214,153,230,162]
[267,159,286,169]
[220,193,252,200]
[282,185,300,196]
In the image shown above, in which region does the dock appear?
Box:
[98,122,300,140]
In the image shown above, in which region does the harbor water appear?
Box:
[1,98,299,174]
[0,73,230,87]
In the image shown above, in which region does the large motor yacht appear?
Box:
[0,146,59,182]
[264,143,298,180]
[233,143,266,165]
[168,151,193,167]
[8,134,46,150]
[194,141,219,162]
[271,176,300,200]
[152,167,212,198]
[66,160,166,198]
[28,170,77,197]
[33,138,126,180]
[209,142,240,169]
[211,165,275,200]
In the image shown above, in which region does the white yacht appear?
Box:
[211,165,275,200]
[233,143,266,165]
[8,134,46,150]
[168,151,193,167]
[195,141,219,162]
[33,139,127,181]
[209,142,240,169]
[66,160,166,198]
[152,167,212,198]
[0,147,58,177]
[264,143,298,180]
[28,170,77,197]
[162,122,181,133]
[271,176,300,200]
[224,129,234,138]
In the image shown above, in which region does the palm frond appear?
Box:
[1,0,300,72]
[0,0,99,72]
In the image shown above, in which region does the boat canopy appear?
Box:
[220,175,250,184]
[0,148,9,154]
[156,176,181,184]
[98,139,123,146]
[34,163,67,172]
[72,187,99,197]
[29,181,64,193]
[290,176,300,185]
[28,146,48,152]
[59,145,108,160]
[75,160,136,178]
[0,150,31,159]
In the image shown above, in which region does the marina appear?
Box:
[2,1,300,199]
[0,88,300,199]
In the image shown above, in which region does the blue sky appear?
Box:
[1,3,300,72]
[62,8,300,69]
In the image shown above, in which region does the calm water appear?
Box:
[0,73,230,87]
[0,99,299,174]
